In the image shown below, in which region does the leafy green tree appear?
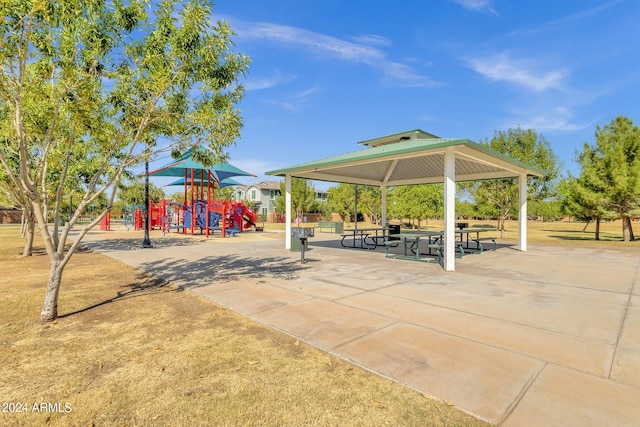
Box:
[358,185,383,224]
[389,184,443,229]
[215,186,235,201]
[469,127,560,236]
[573,116,640,241]
[274,178,316,221]
[117,178,165,206]
[559,176,611,240]
[528,199,563,222]
[456,199,477,220]
[327,183,356,223]
[0,0,249,322]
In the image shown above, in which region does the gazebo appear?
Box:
[266,129,544,271]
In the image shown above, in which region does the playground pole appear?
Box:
[143,153,152,248]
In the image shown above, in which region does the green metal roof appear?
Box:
[266,134,544,186]
[357,129,440,147]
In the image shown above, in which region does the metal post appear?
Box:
[354,184,358,230]
[143,153,152,248]
[300,238,306,263]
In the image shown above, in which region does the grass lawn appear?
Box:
[279,218,640,247]
[0,225,488,427]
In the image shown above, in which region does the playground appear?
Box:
[102,198,259,238]
[100,148,260,238]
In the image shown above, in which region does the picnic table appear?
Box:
[384,228,497,262]
[384,231,444,262]
[448,228,498,251]
[340,227,388,249]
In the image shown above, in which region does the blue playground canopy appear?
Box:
[164,177,242,188]
[149,147,255,182]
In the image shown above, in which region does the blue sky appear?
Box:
[158,0,640,191]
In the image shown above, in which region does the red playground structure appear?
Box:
[103,147,259,237]
[128,198,258,238]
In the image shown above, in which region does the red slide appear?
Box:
[241,204,257,229]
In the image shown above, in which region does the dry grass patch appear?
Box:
[0,225,487,426]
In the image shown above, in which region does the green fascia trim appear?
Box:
[266,138,544,177]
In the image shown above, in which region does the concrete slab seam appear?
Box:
[498,362,547,425]
[374,289,615,346]
[607,257,640,379]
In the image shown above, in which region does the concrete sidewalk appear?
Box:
[82,230,640,426]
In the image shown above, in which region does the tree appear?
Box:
[117,178,165,207]
[389,184,443,229]
[274,178,316,220]
[573,116,640,241]
[215,186,235,201]
[528,198,563,222]
[358,185,383,224]
[559,176,612,240]
[469,127,560,236]
[0,0,249,322]
[327,183,357,223]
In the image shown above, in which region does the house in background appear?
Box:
[236,180,281,220]
[235,180,328,222]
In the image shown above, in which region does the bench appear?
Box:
[340,232,372,249]
[472,237,497,251]
[383,240,400,258]
[426,243,465,262]
[316,221,339,233]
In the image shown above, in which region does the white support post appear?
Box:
[285,174,292,250]
[444,147,456,271]
[519,174,527,251]
[381,185,387,228]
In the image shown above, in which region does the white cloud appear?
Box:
[466,52,567,92]
[244,71,297,91]
[452,0,499,15]
[236,21,386,63]
[542,0,623,28]
[380,62,442,88]
[348,34,393,47]
[227,17,440,88]
[503,106,591,133]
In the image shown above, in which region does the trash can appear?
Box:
[333,221,344,234]
[388,224,400,240]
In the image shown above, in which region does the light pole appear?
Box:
[142,149,152,248]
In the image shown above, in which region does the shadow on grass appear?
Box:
[543,229,623,242]
[59,272,170,319]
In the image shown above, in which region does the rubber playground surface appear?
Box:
[81,228,640,425]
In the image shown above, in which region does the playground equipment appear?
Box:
[101,198,257,239]
[129,199,258,238]
[101,146,259,238]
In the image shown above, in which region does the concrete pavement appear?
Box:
[82,229,640,426]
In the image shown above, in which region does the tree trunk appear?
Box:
[22,223,35,257]
[622,216,635,241]
[497,217,505,238]
[21,209,35,257]
[40,258,64,323]
[582,220,591,233]
[595,218,600,241]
